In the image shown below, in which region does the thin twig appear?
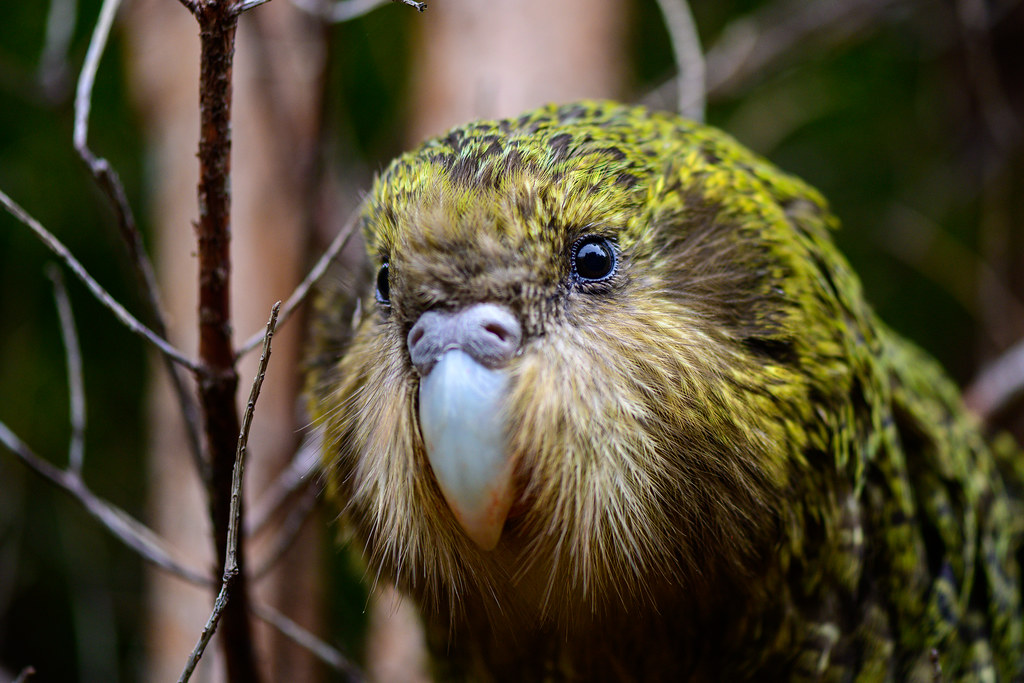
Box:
[73,0,207,479]
[0,421,210,586]
[965,337,1024,421]
[644,0,904,107]
[234,0,274,13]
[178,302,281,683]
[246,433,321,537]
[37,0,77,100]
[236,208,361,357]
[953,0,1020,152]
[285,0,423,23]
[46,266,86,476]
[252,482,318,579]
[72,0,119,156]
[705,0,901,98]
[177,562,235,682]
[654,0,705,121]
[12,666,36,683]
[251,602,364,681]
[879,203,1024,349]
[0,190,204,373]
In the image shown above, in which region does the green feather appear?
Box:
[309,101,1024,681]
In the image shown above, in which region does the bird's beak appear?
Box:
[418,348,515,550]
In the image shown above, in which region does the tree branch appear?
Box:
[37,0,77,101]
[0,189,204,373]
[654,0,705,121]
[72,0,119,158]
[236,208,360,357]
[74,0,208,480]
[12,666,36,683]
[705,0,902,99]
[246,432,320,537]
[285,0,424,23]
[252,481,318,579]
[251,602,365,681]
[178,302,280,683]
[185,2,262,681]
[952,0,1020,153]
[965,338,1024,421]
[46,266,86,476]
[0,422,211,587]
[878,203,1024,350]
[644,0,906,108]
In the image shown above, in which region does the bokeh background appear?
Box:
[1,0,1022,680]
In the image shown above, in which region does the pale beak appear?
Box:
[417,348,515,550]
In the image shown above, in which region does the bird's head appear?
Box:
[311,101,860,630]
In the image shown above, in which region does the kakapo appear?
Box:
[307,101,1024,681]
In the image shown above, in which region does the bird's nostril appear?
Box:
[409,325,425,348]
[484,323,510,344]
[409,305,521,372]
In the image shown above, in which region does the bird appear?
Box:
[307,100,1024,681]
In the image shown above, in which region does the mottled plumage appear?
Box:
[308,101,1024,681]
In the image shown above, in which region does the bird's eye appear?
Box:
[375,262,390,304]
[572,236,617,282]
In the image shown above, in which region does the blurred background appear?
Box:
[1,0,1022,680]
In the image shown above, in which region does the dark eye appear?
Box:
[375,262,390,304]
[572,236,616,282]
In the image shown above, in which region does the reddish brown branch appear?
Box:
[190,3,261,682]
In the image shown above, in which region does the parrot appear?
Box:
[307,101,1024,681]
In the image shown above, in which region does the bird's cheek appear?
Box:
[417,349,517,551]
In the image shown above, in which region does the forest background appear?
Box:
[1,0,1022,681]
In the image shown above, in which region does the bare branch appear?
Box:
[177,565,235,683]
[252,482,318,579]
[0,190,204,373]
[879,203,1024,349]
[235,0,274,12]
[247,433,320,537]
[72,0,119,156]
[644,0,905,108]
[246,431,320,581]
[73,0,207,477]
[965,338,1024,421]
[654,0,705,122]
[178,302,280,683]
[251,602,364,681]
[188,7,264,680]
[0,421,211,586]
[237,208,361,357]
[953,0,1020,153]
[12,666,36,683]
[705,0,901,99]
[37,0,77,100]
[239,303,281,485]
[286,0,423,23]
[46,266,86,476]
